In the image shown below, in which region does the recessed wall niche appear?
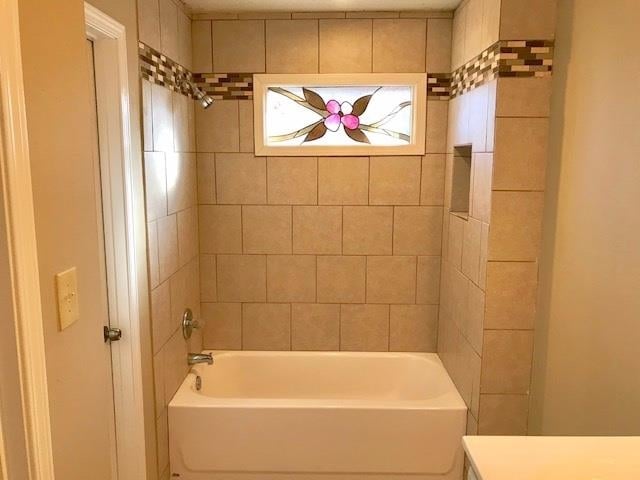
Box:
[450,145,472,216]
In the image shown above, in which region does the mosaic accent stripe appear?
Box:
[139,42,195,97]
[192,73,254,100]
[427,74,452,100]
[451,40,554,98]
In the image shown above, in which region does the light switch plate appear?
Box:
[55,267,79,330]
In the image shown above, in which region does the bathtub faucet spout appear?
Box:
[188,353,213,365]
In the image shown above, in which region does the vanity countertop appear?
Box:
[463,436,640,480]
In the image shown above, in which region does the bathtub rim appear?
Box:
[170,351,467,411]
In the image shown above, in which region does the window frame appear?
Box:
[253,73,427,157]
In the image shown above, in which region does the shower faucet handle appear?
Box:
[182,308,203,340]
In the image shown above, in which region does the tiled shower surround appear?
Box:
[137,0,557,467]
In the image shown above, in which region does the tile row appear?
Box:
[202,302,439,352]
[195,99,449,155]
[199,205,443,256]
[197,154,446,206]
[200,254,441,305]
[191,18,453,74]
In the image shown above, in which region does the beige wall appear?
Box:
[138,1,202,479]
[529,0,640,435]
[17,0,157,477]
[192,12,452,352]
[439,0,556,436]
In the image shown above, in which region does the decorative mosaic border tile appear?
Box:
[427,74,452,100]
[139,42,195,97]
[192,73,254,100]
[450,40,554,98]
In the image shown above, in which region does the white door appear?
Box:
[83,37,119,480]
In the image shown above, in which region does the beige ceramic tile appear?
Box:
[212,20,265,72]
[451,2,466,69]
[461,217,482,284]
[426,18,452,73]
[481,330,534,394]
[195,100,240,153]
[166,153,197,214]
[393,206,443,255]
[238,101,254,152]
[151,281,171,354]
[370,156,421,205]
[464,0,483,61]
[317,256,366,304]
[292,206,342,254]
[242,303,291,350]
[496,77,552,117]
[421,154,445,205]
[177,207,198,266]
[467,413,479,435]
[478,222,489,289]
[192,21,213,72]
[138,0,161,50]
[142,80,153,152]
[199,255,217,302]
[151,84,174,153]
[482,0,500,50]
[347,11,399,18]
[426,100,449,154]
[489,191,544,261]
[169,259,200,326]
[343,206,393,255]
[147,221,160,289]
[340,304,389,351]
[267,255,316,303]
[144,152,167,222]
[242,206,292,254]
[177,10,192,70]
[399,11,454,19]
[217,255,266,302]
[266,20,319,73]
[172,93,196,153]
[447,213,465,270]
[158,0,178,60]
[485,262,538,329]
[318,157,369,205]
[291,304,340,350]
[493,117,549,191]
[485,80,497,151]
[451,267,470,331]
[499,0,557,40]
[319,19,372,73]
[470,153,492,223]
[153,350,165,416]
[198,205,242,254]
[373,19,427,72]
[468,84,490,153]
[215,153,266,204]
[367,256,417,304]
[157,214,178,282]
[202,303,241,349]
[416,256,441,304]
[268,157,317,205]
[478,394,529,435]
[162,329,188,403]
[390,305,438,352]
[466,282,484,354]
[196,153,216,204]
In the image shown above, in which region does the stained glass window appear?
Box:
[254,74,426,156]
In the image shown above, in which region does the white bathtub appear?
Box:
[169,351,467,480]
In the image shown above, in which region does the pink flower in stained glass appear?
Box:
[323,100,361,132]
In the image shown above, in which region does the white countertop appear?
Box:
[463,436,640,480]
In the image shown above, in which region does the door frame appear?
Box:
[84,3,148,480]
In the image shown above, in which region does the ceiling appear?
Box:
[184,0,461,13]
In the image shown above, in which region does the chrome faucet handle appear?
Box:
[182,308,204,340]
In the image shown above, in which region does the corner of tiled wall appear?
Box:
[441,0,557,438]
[138,1,201,479]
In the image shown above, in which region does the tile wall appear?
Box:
[192,12,454,353]
[138,1,202,479]
[438,0,556,436]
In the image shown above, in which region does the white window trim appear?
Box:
[253,73,427,157]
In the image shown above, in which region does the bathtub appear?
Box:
[169,351,467,480]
